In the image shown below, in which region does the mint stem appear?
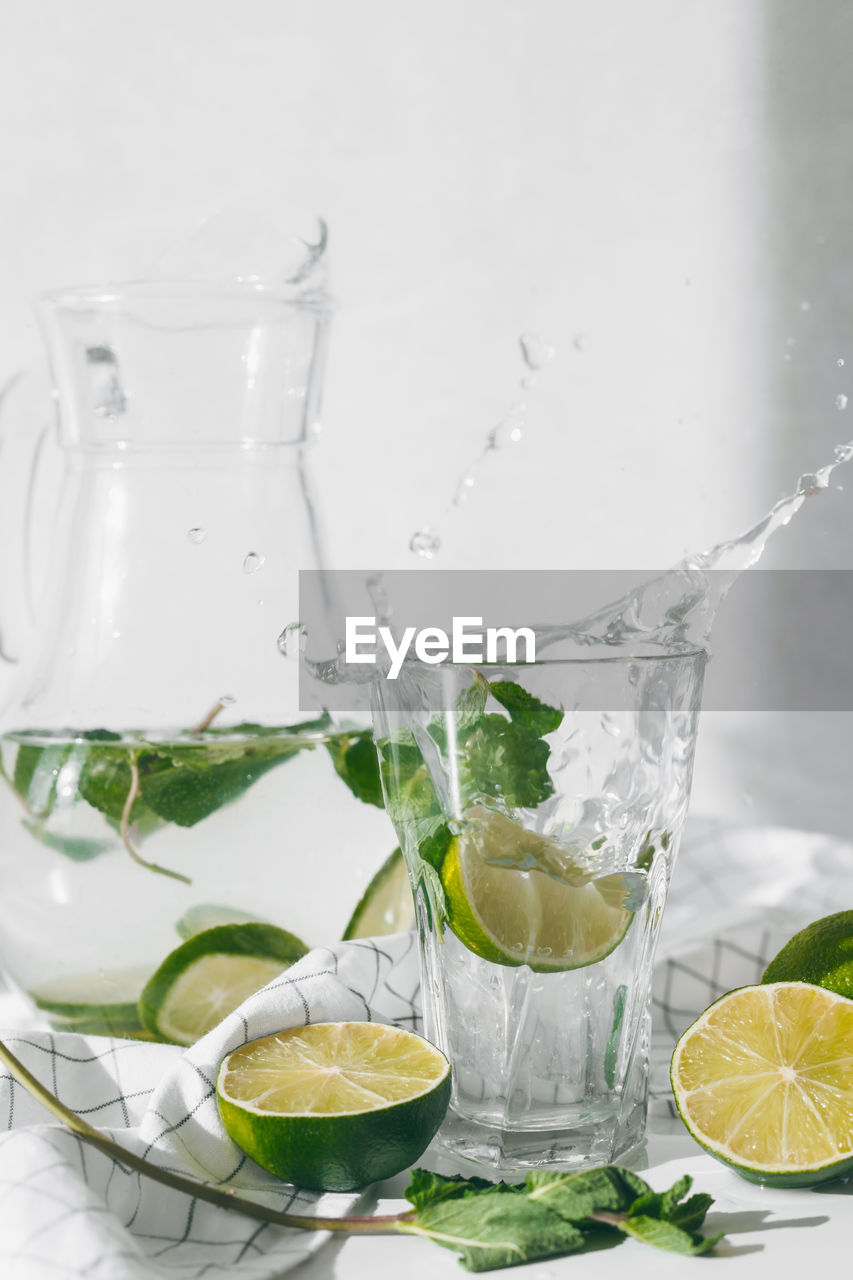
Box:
[191,699,228,734]
[119,755,191,885]
[0,1036,410,1234]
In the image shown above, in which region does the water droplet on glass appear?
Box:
[187,527,207,544]
[800,299,811,312]
[834,442,853,462]
[86,345,128,419]
[409,529,441,559]
[783,353,792,362]
[242,551,265,574]
[785,336,796,347]
[838,358,846,367]
[836,394,848,411]
[519,332,556,371]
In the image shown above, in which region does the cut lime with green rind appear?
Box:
[47,1014,148,1037]
[762,911,853,999]
[140,922,309,1046]
[671,982,853,1187]
[440,834,632,972]
[30,965,152,1020]
[175,903,264,941]
[216,1022,451,1191]
[342,847,415,940]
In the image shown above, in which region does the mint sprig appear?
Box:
[400,1166,721,1268]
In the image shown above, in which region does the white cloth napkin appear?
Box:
[1,819,852,1279]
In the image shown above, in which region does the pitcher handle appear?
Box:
[0,371,52,666]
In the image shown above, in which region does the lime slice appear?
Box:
[175,903,263,941]
[343,848,415,940]
[140,923,308,1046]
[671,982,853,1186]
[440,820,632,971]
[216,1022,451,1190]
[30,965,152,1021]
[762,911,853,998]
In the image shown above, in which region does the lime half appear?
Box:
[217,1022,451,1190]
[140,923,308,1046]
[441,824,632,971]
[671,982,853,1186]
[343,848,415,940]
[762,911,853,998]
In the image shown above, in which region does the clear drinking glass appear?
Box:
[372,641,705,1173]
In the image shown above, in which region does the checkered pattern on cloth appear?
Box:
[2,820,852,1278]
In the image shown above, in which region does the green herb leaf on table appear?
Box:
[400,1166,721,1270]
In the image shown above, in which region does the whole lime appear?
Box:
[762,910,853,997]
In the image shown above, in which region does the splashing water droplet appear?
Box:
[409,529,441,559]
[519,332,556,371]
[835,442,853,462]
[187,527,207,544]
[452,472,477,507]
[798,471,829,496]
[488,406,525,451]
[836,394,848,411]
[838,358,846,367]
[277,621,307,656]
[366,575,393,625]
[242,551,265,574]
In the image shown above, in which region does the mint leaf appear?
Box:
[526,1165,651,1220]
[405,1168,504,1211]
[403,1191,585,1272]
[622,1215,721,1255]
[325,731,384,808]
[488,682,563,736]
[669,1193,714,1234]
[13,742,75,817]
[462,716,555,808]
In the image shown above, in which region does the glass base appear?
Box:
[431,1100,647,1177]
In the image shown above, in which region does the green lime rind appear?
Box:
[175,903,264,941]
[139,922,308,1039]
[762,910,853,998]
[342,848,415,940]
[216,1051,451,1192]
[671,982,853,1188]
[440,838,632,973]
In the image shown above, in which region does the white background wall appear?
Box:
[1,1,851,836]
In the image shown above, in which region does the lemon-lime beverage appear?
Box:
[0,720,397,1037]
[373,652,705,1173]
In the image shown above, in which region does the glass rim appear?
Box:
[38,277,334,317]
[390,647,708,673]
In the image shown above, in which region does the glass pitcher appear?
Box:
[0,250,396,1038]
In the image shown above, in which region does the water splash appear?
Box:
[277,621,307,656]
[187,527,207,545]
[836,394,848,411]
[548,440,853,656]
[411,333,559,552]
[242,551,265,574]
